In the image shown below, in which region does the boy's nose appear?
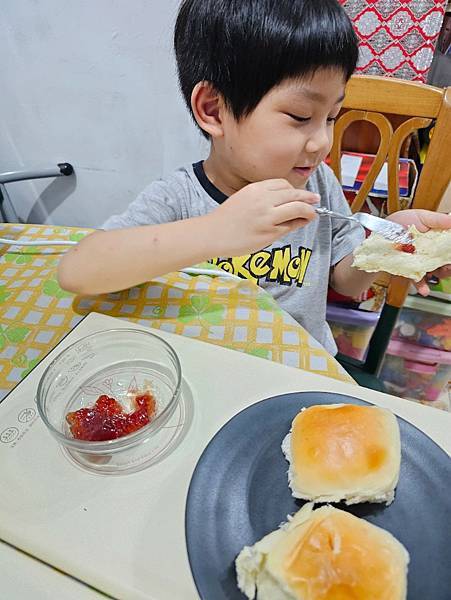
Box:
[305,126,331,155]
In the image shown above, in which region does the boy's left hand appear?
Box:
[388,209,451,295]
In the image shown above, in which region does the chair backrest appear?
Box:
[330,75,451,307]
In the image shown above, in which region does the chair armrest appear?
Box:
[0,163,73,184]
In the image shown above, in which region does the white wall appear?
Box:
[0,0,207,226]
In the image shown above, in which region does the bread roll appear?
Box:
[282,404,401,504]
[236,503,409,600]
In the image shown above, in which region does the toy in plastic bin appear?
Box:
[393,295,451,351]
[379,339,451,407]
[326,304,379,361]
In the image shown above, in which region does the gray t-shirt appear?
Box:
[102,162,364,354]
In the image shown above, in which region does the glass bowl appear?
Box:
[36,328,182,475]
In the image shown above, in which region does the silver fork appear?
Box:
[315,207,413,244]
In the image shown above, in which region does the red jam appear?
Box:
[66,392,156,441]
[394,243,416,254]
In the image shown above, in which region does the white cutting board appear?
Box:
[1,313,449,600]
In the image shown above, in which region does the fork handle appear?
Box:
[315,207,357,222]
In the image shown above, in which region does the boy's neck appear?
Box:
[203,150,249,198]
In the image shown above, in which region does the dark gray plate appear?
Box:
[185,392,451,600]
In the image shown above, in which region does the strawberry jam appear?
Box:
[66,392,156,441]
[394,243,416,254]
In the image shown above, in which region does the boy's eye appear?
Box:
[287,113,310,123]
[286,113,338,124]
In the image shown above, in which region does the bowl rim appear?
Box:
[36,327,182,450]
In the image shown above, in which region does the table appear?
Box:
[0,222,352,401]
[0,543,104,600]
[1,312,450,599]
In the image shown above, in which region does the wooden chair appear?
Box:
[329,75,451,383]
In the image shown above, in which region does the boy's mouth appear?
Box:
[293,166,316,178]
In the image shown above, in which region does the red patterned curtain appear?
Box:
[340,0,447,82]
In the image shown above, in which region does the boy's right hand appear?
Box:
[207,179,319,257]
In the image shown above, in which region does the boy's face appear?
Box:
[212,68,346,193]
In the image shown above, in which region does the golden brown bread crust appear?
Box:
[283,404,401,504]
[236,504,409,600]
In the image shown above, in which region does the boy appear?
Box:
[58,0,451,355]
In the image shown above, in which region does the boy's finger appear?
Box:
[273,201,316,224]
[417,210,451,230]
[263,178,293,191]
[287,217,313,231]
[272,188,320,207]
[278,214,319,236]
[414,278,430,296]
[426,275,440,286]
[428,265,451,280]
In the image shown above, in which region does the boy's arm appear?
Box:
[58,216,222,295]
[330,253,378,297]
[58,179,318,295]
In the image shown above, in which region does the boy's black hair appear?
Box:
[174,0,358,131]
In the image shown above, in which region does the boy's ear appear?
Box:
[191,82,225,138]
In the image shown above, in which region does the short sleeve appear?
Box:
[327,170,365,267]
[101,178,184,230]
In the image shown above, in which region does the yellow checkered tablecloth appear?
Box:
[0,223,353,397]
